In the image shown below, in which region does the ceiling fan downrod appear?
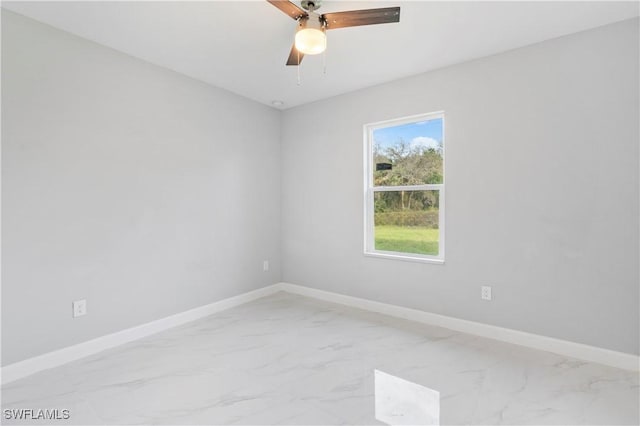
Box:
[301,1,321,12]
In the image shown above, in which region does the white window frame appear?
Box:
[363,111,445,264]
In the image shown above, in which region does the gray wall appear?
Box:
[1,11,282,365]
[3,10,638,365]
[281,18,640,355]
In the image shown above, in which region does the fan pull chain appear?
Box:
[323,50,327,76]
[293,21,302,86]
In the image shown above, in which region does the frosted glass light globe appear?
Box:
[295,27,326,55]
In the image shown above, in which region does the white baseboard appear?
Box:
[1,284,282,385]
[279,282,640,372]
[3,281,637,385]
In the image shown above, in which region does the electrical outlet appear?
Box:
[481,286,492,301]
[263,260,269,272]
[72,299,87,317]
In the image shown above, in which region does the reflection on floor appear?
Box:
[375,369,439,425]
[2,292,638,425]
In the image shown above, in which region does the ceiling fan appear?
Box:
[267,0,401,66]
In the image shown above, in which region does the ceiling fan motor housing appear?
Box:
[298,12,325,30]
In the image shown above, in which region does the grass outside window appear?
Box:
[374,225,439,256]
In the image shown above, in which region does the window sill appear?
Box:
[364,251,445,265]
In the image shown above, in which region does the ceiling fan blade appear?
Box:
[322,7,400,30]
[267,0,308,20]
[286,43,304,66]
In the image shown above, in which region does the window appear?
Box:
[364,112,445,263]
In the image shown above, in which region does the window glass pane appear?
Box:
[374,190,439,256]
[373,117,443,186]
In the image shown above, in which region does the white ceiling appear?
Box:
[3,1,638,109]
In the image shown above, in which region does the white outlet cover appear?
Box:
[73,299,87,317]
[481,286,492,301]
[263,260,269,272]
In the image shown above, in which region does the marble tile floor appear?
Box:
[1,292,638,425]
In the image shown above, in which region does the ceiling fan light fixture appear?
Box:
[295,18,326,55]
[267,1,401,66]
